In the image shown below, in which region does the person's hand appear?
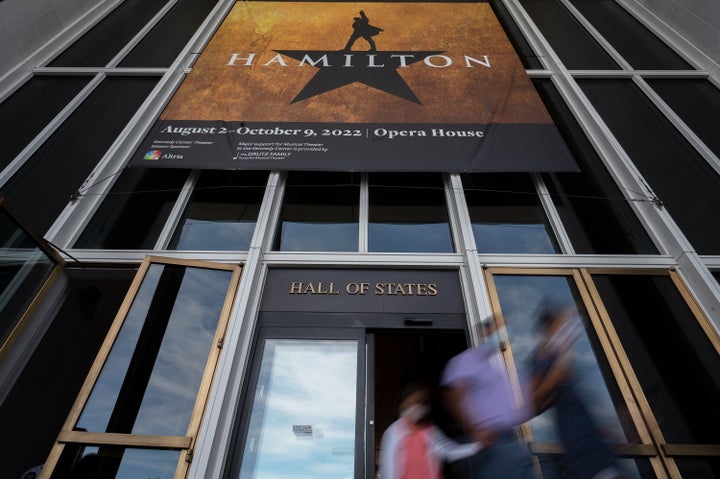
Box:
[473,428,496,447]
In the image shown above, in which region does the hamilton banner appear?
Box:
[130,2,577,172]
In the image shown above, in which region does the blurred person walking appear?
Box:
[379,383,481,479]
[529,300,626,479]
[441,316,534,479]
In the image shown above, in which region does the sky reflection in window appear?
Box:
[239,339,358,479]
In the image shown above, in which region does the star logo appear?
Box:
[275,50,443,104]
[276,9,441,105]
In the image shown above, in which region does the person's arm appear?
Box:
[529,352,570,414]
[428,425,482,462]
[360,10,368,20]
[379,423,398,479]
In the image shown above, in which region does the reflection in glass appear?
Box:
[239,340,358,479]
[74,168,191,249]
[492,275,646,477]
[275,172,359,251]
[462,174,558,254]
[76,264,232,436]
[673,458,720,479]
[169,171,268,250]
[369,173,453,253]
[568,0,691,70]
[579,79,720,255]
[592,274,720,447]
[533,80,658,255]
[50,444,180,479]
[0,207,56,345]
[518,0,618,69]
[647,79,720,160]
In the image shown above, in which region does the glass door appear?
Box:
[226,314,469,479]
[227,327,365,479]
[484,267,720,479]
[40,256,241,479]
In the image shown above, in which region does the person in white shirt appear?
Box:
[379,383,481,479]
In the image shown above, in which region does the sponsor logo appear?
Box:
[144,149,162,160]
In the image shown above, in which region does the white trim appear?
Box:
[154,170,200,249]
[532,172,575,255]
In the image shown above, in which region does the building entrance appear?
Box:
[226,315,469,479]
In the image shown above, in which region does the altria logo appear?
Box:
[225,10,491,104]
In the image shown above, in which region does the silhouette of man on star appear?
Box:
[343,10,383,52]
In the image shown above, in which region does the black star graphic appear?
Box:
[275,50,443,104]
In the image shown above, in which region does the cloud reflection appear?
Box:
[239,339,358,479]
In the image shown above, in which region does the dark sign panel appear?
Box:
[130,2,576,172]
[261,268,465,314]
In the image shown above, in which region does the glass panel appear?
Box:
[493,275,639,445]
[238,339,358,479]
[119,0,220,67]
[537,455,655,479]
[713,272,720,287]
[369,173,453,253]
[569,0,691,70]
[75,168,190,249]
[275,172,359,252]
[647,79,720,160]
[673,458,720,479]
[462,173,559,254]
[169,170,268,251]
[591,274,720,445]
[518,0,619,69]
[0,76,88,172]
[49,0,171,67]
[579,79,720,255]
[76,264,232,436]
[0,77,159,235]
[50,445,180,479]
[533,79,657,255]
[489,0,543,69]
[0,207,56,345]
[0,269,134,479]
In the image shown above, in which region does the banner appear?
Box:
[131,2,577,172]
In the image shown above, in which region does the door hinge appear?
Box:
[185,449,194,463]
[217,337,224,349]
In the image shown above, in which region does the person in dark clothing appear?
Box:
[529,301,626,479]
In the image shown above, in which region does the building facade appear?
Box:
[0,0,719,478]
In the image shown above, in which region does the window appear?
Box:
[118,0,221,68]
[169,170,269,251]
[369,173,453,253]
[646,79,720,159]
[568,0,691,70]
[463,173,559,254]
[518,0,619,69]
[48,0,171,67]
[579,79,720,255]
[274,172,359,252]
[0,77,159,234]
[75,168,191,249]
[0,77,89,172]
[0,268,135,479]
[534,80,657,254]
[42,258,241,479]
